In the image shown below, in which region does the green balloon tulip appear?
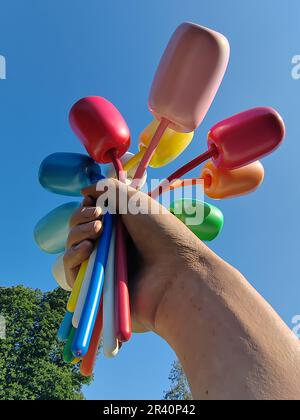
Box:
[170,199,224,241]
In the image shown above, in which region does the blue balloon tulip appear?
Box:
[34,202,80,254]
[39,152,102,197]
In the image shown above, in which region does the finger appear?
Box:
[83,179,172,262]
[81,195,96,207]
[69,206,102,229]
[64,240,94,287]
[82,178,125,201]
[64,240,94,270]
[81,182,102,199]
[67,220,103,249]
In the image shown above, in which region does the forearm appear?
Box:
[155,246,300,400]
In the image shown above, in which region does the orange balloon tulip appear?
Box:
[200,160,265,199]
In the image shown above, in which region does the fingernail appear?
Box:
[94,221,102,233]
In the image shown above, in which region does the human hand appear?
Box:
[64,178,213,333]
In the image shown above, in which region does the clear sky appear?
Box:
[0,0,299,400]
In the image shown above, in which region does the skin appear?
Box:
[64,178,300,400]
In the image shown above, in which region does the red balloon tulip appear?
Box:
[69,96,131,163]
[208,107,285,170]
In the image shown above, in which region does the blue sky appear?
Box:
[0,0,299,400]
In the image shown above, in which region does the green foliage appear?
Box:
[164,360,192,400]
[0,286,91,400]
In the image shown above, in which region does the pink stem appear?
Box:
[131,118,170,189]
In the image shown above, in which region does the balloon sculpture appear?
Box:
[34,22,285,376]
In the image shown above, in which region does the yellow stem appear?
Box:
[67,260,88,313]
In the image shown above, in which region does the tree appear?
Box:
[0,286,91,400]
[164,360,192,400]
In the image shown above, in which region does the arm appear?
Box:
[64,179,300,400]
[155,252,300,400]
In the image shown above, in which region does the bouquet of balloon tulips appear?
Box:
[34,22,285,377]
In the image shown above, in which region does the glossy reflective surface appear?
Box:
[149,23,230,132]
[139,120,194,168]
[170,199,224,241]
[201,160,265,199]
[39,152,102,196]
[69,96,130,163]
[208,107,285,169]
[34,202,80,254]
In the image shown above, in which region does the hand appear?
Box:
[64,178,213,333]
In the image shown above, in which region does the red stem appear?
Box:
[109,149,132,343]
[149,145,218,198]
[167,146,218,183]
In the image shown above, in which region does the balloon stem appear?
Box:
[131,118,170,189]
[109,149,126,183]
[123,150,144,173]
[108,149,132,343]
[67,260,88,313]
[80,300,103,377]
[149,145,218,199]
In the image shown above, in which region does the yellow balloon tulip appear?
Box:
[124,120,194,172]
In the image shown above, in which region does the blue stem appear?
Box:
[71,212,114,357]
